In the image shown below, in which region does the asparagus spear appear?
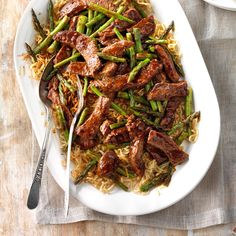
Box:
[160,21,175,40]
[167,122,184,136]
[133,105,162,117]
[77,15,88,33]
[58,82,66,105]
[97,52,126,63]
[34,15,70,54]
[31,9,47,39]
[148,45,155,52]
[45,68,58,81]
[90,86,127,116]
[114,27,124,40]
[48,0,54,32]
[136,52,157,60]
[128,90,135,107]
[128,58,150,82]
[57,74,76,93]
[86,9,94,36]
[90,5,125,38]
[110,120,127,130]
[55,105,69,141]
[83,77,89,97]
[150,100,158,112]
[88,3,134,24]
[126,33,136,69]
[176,131,189,145]
[47,41,59,54]
[25,43,37,63]
[54,52,81,69]
[131,0,147,18]
[86,13,105,28]
[185,87,193,117]
[77,107,89,126]
[116,167,135,178]
[117,91,149,106]
[133,28,143,53]
[146,38,168,45]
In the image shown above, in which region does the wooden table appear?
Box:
[0,0,235,235]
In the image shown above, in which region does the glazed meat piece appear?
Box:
[54,31,102,74]
[47,77,60,105]
[60,0,87,17]
[147,130,189,166]
[54,45,71,65]
[147,81,188,101]
[98,36,119,46]
[155,71,167,83]
[104,127,130,145]
[100,62,118,77]
[145,145,168,165]
[155,45,180,82]
[67,62,92,77]
[129,137,145,177]
[97,150,120,177]
[69,16,79,31]
[128,16,155,38]
[160,97,184,130]
[61,104,73,128]
[126,116,146,139]
[116,62,130,75]
[76,96,111,149]
[102,40,134,57]
[100,120,112,136]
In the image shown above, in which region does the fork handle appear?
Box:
[27,108,51,209]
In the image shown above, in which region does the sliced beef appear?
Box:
[128,16,155,38]
[145,145,168,165]
[129,137,145,177]
[98,36,119,46]
[61,104,73,128]
[147,130,188,166]
[155,45,180,82]
[116,62,130,75]
[75,96,111,149]
[126,116,146,139]
[160,97,184,130]
[67,62,92,77]
[48,76,59,90]
[54,31,102,74]
[155,71,167,83]
[147,81,188,101]
[97,150,120,177]
[104,127,130,145]
[102,40,134,57]
[54,45,71,65]
[60,0,87,17]
[100,62,118,77]
[47,77,60,105]
[100,120,112,136]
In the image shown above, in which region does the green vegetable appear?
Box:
[88,2,134,24]
[131,0,147,18]
[116,167,135,178]
[160,21,175,40]
[90,5,125,38]
[146,38,168,45]
[110,175,129,191]
[185,87,193,117]
[76,15,88,33]
[117,91,149,106]
[45,68,58,81]
[54,52,80,69]
[150,100,158,112]
[47,41,59,54]
[77,107,89,126]
[128,58,150,82]
[113,27,124,40]
[136,52,157,60]
[86,9,94,36]
[31,8,47,39]
[145,81,153,93]
[34,15,70,54]
[57,74,76,93]
[83,77,89,97]
[110,120,127,130]
[148,45,155,52]
[133,105,161,117]
[176,131,189,145]
[133,28,143,53]
[58,82,66,105]
[48,0,54,32]
[126,33,136,69]
[55,105,69,141]
[157,101,163,113]
[128,90,135,107]
[86,13,105,28]
[97,52,126,63]
[25,43,37,63]
[167,122,184,136]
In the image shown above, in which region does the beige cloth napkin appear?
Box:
[34,0,236,229]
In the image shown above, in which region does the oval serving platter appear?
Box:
[203,0,236,11]
[14,0,220,216]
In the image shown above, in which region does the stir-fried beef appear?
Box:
[155,45,180,82]
[60,0,87,17]
[54,45,71,65]
[126,116,146,139]
[102,40,134,57]
[155,71,167,83]
[98,36,119,46]
[100,119,112,136]
[147,130,188,166]
[128,16,155,38]
[129,137,145,177]
[100,62,118,77]
[116,62,130,75]
[67,62,92,77]
[75,96,111,149]
[145,145,168,165]
[61,104,73,128]
[104,127,130,145]
[47,77,60,105]
[97,150,120,177]
[69,16,79,30]
[160,97,184,130]
[147,81,188,101]
[54,31,102,74]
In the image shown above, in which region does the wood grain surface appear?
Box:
[0,0,235,235]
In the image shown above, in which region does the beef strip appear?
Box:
[145,145,168,165]
[155,45,180,82]
[47,77,60,105]
[100,62,118,77]
[69,16,79,30]
[102,40,134,57]
[104,127,130,145]
[75,96,111,149]
[155,70,167,83]
[53,31,102,74]
[116,62,130,75]
[98,36,119,46]
[100,119,112,136]
[126,116,146,139]
[67,62,92,77]
[128,16,155,38]
[129,137,145,177]
[147,130,189,166]
[97,150,120,177]
[147,81,188,101]
[61,104,73,128]
[160,97,184,130]
[54,45,71,65]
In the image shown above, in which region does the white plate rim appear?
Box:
[203,0,236,11]
[13,0,221,216]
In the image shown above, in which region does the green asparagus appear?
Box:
[110,120,127,130]
[86,9,94,36]
[185,87,193,117]
[114,27,124,40]
[133,28,143,53]
[76,15,88,33]
[25,43,37,63]
[126,33,136,69]
[131,0,147,18]
[160,21,175,40]
[86,13,105,28]
[48,0,54,32]
[54,52,80,69]
[77,107,89,126]
[97,52,126,63]
[83,77,89,97]
[57,74,76,93]
[31,8,47,39]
